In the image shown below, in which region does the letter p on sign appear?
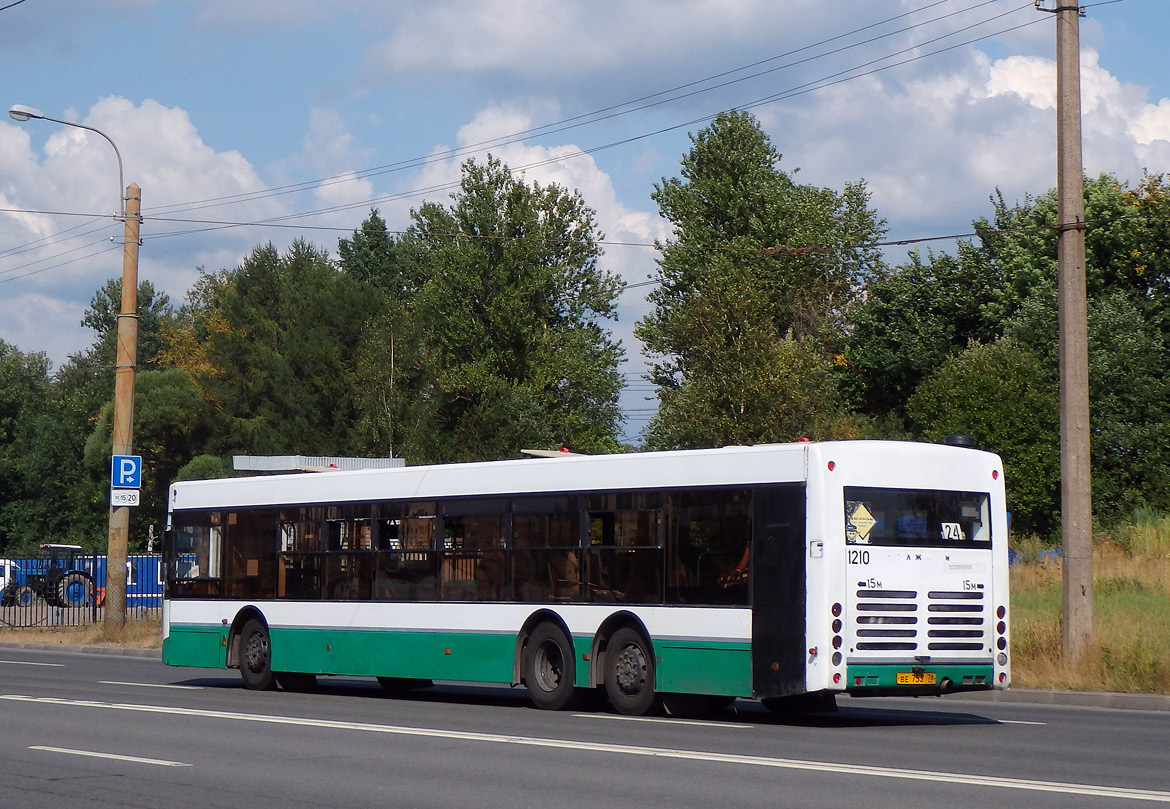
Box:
[112,455,142,488]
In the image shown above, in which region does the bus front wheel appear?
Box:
[524,623,580,710]
[605,628,656,716]
[239,620,274,691]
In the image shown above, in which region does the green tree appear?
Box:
[637,110,884,447]
[0,341,57,552]
[907,339,1060,538]
[171,240,378,458]
[84,369,212,544]
[852,172,1170,529]
[340,159,626,463]
[843,243,1002,418]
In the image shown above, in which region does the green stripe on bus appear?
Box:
[655,641,752,696]
[167,624,753,695]
[163,625,228,668]
[269,627,517,683]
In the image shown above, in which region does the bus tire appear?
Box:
[524,623,581,711]
[239,620,275,691]
[605,627,656,716]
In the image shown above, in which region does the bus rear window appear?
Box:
[844,487,991,549]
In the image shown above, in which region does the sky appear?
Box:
[2,0,1169,444]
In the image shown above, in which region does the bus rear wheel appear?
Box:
[239,620,275,691]
[605,628,656,716]
[524,623,581,710]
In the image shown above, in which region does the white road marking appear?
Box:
[0,660,65,667]
[572,713,750,729]
[3,694,1165,803]
[999,719,1047,726]
[30,745,192,767]
[100,681,203,690]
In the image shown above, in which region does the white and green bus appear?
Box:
[162,439,1010,715]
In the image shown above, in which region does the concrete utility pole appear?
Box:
[105,182,142,634]
[1039,1,1093,661]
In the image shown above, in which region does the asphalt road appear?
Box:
[1,647,1168,809]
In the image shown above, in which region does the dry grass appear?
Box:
[1010,517,1170,694]
[0,616,162,648]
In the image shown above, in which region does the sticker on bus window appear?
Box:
[846,501,876,544]
[940,522,966,542]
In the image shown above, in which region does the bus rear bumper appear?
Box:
[843,662,996,696]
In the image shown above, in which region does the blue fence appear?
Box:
[1,553,163,627]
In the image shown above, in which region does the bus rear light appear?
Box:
[832,602,842,617]
[831,635,843,649]
[833,673,842,684]
[827,461,836,471]
[997,637,1007,651]
[997,605,1006,619]
[831,652,842,666]
[998,672,1007,683]
[992,470,999,480]
[832,619,842,633]
[997,621,1006,635]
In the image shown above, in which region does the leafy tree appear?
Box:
[84,369,213,544]
[854,172,1170,529]
[340,159,626,462]
[175,454,235,481]
[843,243,1002,418]
[0,341,56,551]
[81,278,176,371]
[644,334,855,449]
[907,339,1060,538]
[169,240,378,458]
[637,110,884,447]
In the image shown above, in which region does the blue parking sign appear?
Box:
[112,454,142,488]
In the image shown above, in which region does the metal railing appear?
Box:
[0,553,162,628]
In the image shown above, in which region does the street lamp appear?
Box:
[9,103,141,634]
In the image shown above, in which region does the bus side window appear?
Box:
[665,489,752,606]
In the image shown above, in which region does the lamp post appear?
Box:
[9,104,139,634]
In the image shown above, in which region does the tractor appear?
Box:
[0,544,94,608]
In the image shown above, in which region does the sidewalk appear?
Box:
[3,638,1169,712]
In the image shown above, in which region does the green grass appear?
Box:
[1010,516,1170,693]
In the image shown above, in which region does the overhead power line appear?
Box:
[1,1,1044,282]
[140,0,1007,220]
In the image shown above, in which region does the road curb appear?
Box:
[0,640,161,659]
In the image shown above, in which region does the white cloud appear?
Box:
[762,44,1170,245]
[0,97,288,363]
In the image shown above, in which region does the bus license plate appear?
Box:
[896,672,936,685]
